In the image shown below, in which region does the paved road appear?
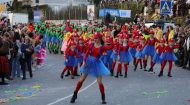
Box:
[0,54,190,105]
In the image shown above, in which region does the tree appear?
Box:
[93,0,101,6]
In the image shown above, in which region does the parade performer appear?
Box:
[158,39,179,77]
[60,42,77,79]
[148,39,165,72]
[70,33,112,104]
[101,37,113,70]
[35,42,42,66]
[72,32,81,76]
[132,25,139,37]
[114,34,124,77]
[129,36,138,66]
[142,31,160,71]
[61,32,71,53]
[115,34,132,78]
[134,36,145,71]
[39,46,46,65]
[76,37,86,67]
[110,38,119,76]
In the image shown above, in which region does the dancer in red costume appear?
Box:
[148,39,165,72]
[60,42,78,79]
[142,31,160,71]
[115,34,133,78]
[110,38,119,76]
[70,33,112,104]
[134,36,145,71]
[158,39,179,77]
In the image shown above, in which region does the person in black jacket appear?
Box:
[183,29,190,70]
[11,40,21,78]
[20,37,34,80]
[175,34,185,67]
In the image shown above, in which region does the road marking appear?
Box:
[47,80,97,105]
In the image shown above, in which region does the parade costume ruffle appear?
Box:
[80,56,110,77]
[135,51,144,59]
[142,45,156,57]
[153,53,163,63]
[161,52,177,61]
[101,50,113,64]
[64,55,77,66]
[110,51,118,60]
[129,48,136,57]
[77,53,84,64]
[61,41,68,52]
[119,51,133,63]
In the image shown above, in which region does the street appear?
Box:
[0,54,190,105]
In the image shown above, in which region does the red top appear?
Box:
[77,45,86,54]
[84,44,112,62]
[65,26,72,32]
[118,44,130,56]
[64,48,77,59]
[113,42,119,50]
[128,41,139,48]
[132,30,139,37]
[164,45,179,52]
[156,45,165,54]
[136,43,143,51]
[144,37,160,46]
[128,41,134,48]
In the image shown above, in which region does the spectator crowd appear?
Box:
[0,17,46,85]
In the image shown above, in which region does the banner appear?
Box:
[87,5,95,21]
[99,9,131,18]
[119,10,131,18]
[34,10,41,23]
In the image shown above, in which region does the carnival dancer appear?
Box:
[134,36,145,71]
[115,33,124,76]
[101,37,113,70]
[142,31,160,71]
[129,36,138,66]
[115,34,133,78]
[110,38,119,76]
[132,25,139,37]
[76,37,86,66]
[72,32,81,76]
[158,39,179,77]
[61,32,72,53]
[148,39,165,72]
[60,42,78,79]
[70,33,112,104]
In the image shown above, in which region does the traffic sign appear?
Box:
[160,0,172,14]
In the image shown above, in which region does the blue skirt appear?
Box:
[50,36,54,42]
[64,55,77,66]
[101,50,112,64]
[110,51,118,60]
[129,48,136,57]
[53,37,59,43]
[161,52,177,61]
[80,56,110,77]
[44,34,49,42]
[119,51,133,63]
[77,53,84,64]
[142,45,156,57]
[153,53,163,64]
[135,51,144,59]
